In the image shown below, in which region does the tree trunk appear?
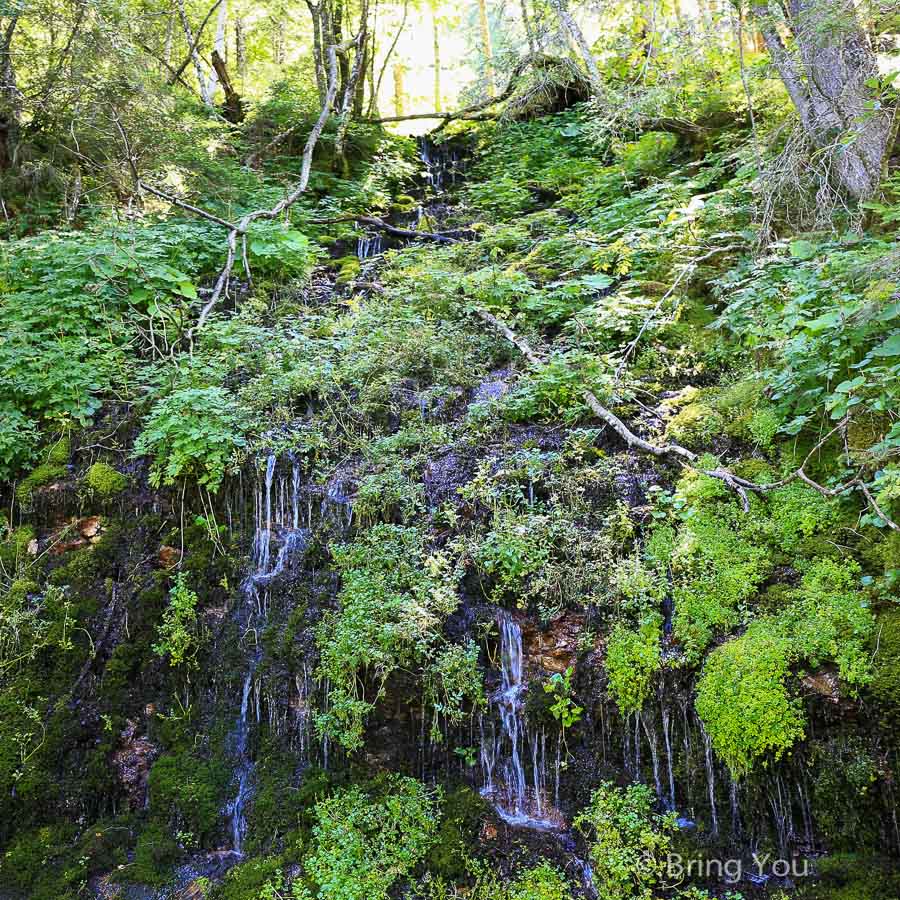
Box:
[334,0,368,176]
[393,61,405,117]
[548,0,603,94]
[751,0,896,199]
[521,0,536,54]
[477,0,495,97]
[370,0,408,117]
[235,16,247,82]
[431,0,442,112]
[211,49,243,122]
[306,2,327,105]
[177,0,216,106]
[0,15,21,171]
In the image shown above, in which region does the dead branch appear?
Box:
[137,39,354,350]
[365,53,551,130]
[308,213,473,244]
[473,307,900,524]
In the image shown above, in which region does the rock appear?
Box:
[481,821,498,841]
[521,612,585,673]
[158,545,181,569]
[802,667,841,704]
[78,515,103,539]
[111,719,158,809]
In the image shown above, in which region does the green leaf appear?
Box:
[789,240,817,260]
[870,333,900,357]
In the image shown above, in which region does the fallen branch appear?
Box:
[308,213,473,244]
[365,53,551,131]
[473,307,900,525]
[137,39,354,349]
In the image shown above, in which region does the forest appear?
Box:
[0,0,899,898]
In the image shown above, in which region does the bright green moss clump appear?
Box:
[605,615,662,714]
[665,400,724,448]
[696,559,874,777]
[83,461,128,497]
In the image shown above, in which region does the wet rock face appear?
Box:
[521,612,586,674]
[112,719,158,810]
[802,667,842,704]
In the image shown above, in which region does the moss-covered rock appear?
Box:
[15,461,67,503]
[83,461,128,497]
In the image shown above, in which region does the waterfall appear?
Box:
[227,453,310,854]
[230,672,254,853]
[356,233,384,260]
[480,613,560,830]
[420,137,462,193]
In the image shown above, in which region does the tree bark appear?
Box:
[477,0,495,97]
[371,0,408,117]
[177,0,216,106]
[751,0,896,199]
[431,0,442,112]
[211,50,243,122]
[393,61,405,117]
[521,0,536,54]
[547,0,603,94]
[306,2,327,105]
[0,15,21,171]
[334,0,368,176]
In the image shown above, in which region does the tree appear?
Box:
[431,0,442,112]
[750,0,897,200]
[548,0,603,93]
[477,0,495,96]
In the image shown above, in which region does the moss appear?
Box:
[214,855,288,900]
[148,751,228,847]
[335,254,361,285]
[123,822,181,886]
[809,737,879,851]
[424,785,489,882]
[5,577,38,605]
[15,461,67,503]
[605,615,663,714]
[0,823,86,900]
[665,401,725,447]
[83,461,128,497]
[696,559,874,776]
[868,609,900,737]
[670,500,771,662]
[800,855,900,900]
[763,482,842,553]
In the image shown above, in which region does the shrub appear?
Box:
[574,781,675,900]
[134,386,246,491]
[305,775,440,900]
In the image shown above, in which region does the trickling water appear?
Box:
[356,233,384,260]
[227,453,311,854]
[702,726,719,838]
[420,137,463,193]
[480,613,561,830]
[230,672,254,853]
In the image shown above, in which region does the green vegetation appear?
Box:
[1,0,898,895]
[305,775,439,900]
[574,781,676,900]
[696,560,874,776]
